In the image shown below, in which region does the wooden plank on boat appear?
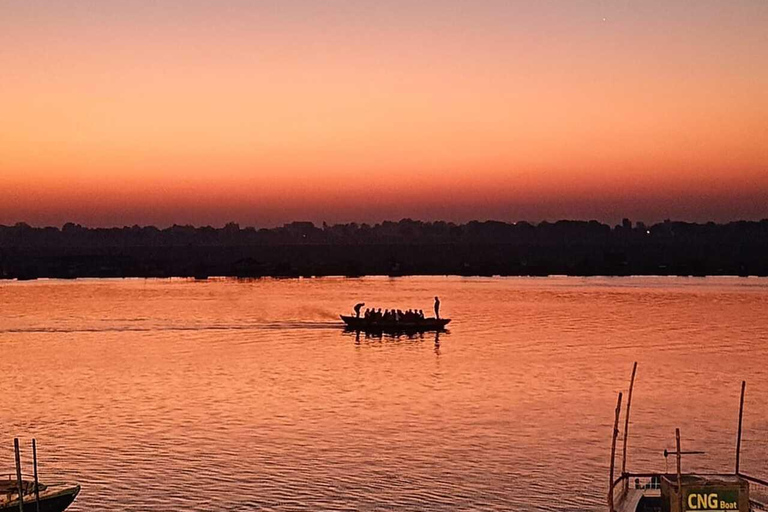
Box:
[616,489,644,512]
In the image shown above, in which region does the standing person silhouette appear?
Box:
[434,296,441,319]
[353,302,365,318]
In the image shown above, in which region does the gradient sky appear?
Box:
[2,0,767,227]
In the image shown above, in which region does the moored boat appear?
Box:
[608,364,768,512]
[340,315,450,332]
[2,439,79,512]
[0,478,80,512]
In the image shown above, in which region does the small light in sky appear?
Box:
[602,17,607,22]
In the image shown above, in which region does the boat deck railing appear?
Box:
[610,472,661,507]
[743,474,768,511]
[1,473,67,495]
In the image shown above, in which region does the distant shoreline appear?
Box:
[2,275,768,283]
[2,219,767,279]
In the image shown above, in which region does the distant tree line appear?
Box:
[1,218,767,278]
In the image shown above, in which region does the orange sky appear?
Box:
[1,0,767,226]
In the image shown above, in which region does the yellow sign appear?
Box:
[685,490,739,511]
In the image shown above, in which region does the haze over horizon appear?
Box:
[2,0,767,228]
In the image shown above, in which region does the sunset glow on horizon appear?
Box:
[2,0,767,227]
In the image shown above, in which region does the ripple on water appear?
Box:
[0,277,767,511]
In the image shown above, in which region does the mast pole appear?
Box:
[32,439,41,512]
[736,380,746,475]
[609,392,623,512]
[14,438,25,512]
[621,362,637,493]
[676,428,683,512]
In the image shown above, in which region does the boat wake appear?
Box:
[0,321,344,335]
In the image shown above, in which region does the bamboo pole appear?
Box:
[676,428,683,512]
[621,362,637,492]
[609,392,623,512]
[736,380,745,475]
[14,438,25,512]
[32,439,40,512]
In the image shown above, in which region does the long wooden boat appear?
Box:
[0,477,80,512]
[340,315,450,332]
[608,364,768,512]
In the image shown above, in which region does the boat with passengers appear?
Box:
[342,300,450,333]
[341,315,450,333]
[607,363,768,512]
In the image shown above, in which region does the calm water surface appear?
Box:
[1,277,768,511]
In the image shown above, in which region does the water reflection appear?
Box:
[343,327,449,344]
[2,276,767,512]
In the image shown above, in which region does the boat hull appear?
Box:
[0,484,79,512]
[341,315,450,332]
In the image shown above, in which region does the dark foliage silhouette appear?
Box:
[1,219,767,279]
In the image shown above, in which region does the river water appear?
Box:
[1,277,767,511]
